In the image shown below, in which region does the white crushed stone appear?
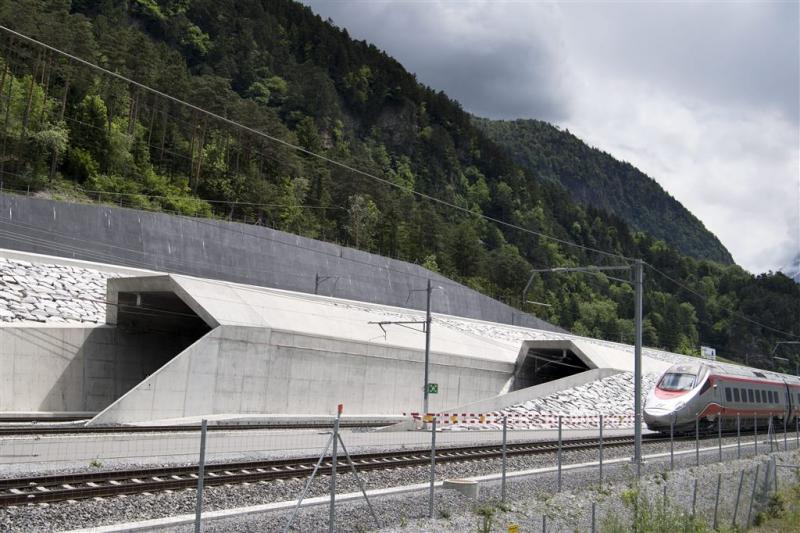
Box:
[0,257,117,324]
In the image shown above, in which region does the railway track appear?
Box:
[0,435,646,506]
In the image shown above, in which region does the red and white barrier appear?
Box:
[402,411,636,429]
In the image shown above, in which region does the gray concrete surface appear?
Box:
[0,324,192,412]
[0,194,560,331]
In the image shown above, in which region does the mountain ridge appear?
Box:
[473,117,734,264]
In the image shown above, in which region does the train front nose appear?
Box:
[643,406,674,430]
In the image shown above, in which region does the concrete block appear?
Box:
[443,479,479,499]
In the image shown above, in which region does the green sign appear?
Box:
[427,383,439,394]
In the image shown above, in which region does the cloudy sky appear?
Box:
[303,0,799,275]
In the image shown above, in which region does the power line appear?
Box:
[0,24,630,263]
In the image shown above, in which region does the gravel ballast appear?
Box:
[2,432,798,532]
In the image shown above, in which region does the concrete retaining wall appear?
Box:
[0,325,187,412]
[0,194,558,331]
[91,326,514,424]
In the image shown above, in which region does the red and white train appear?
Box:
[644,362,800,433]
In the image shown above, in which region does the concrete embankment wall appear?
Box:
[0,325,186,412]
[0,194,559,331]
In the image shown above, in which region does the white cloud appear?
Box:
[562,74,799,273]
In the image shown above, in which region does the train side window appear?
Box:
[748,389,754,403]
[725,388,732,402]
[757,390,763,403]
[770,391,775,404]
[733,389,739,402]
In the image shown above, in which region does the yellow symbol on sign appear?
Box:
[508,524,519,533]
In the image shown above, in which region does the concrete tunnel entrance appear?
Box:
[93,291,211,413]
[511,346,591,391]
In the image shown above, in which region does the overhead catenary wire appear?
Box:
[0,24,630,263]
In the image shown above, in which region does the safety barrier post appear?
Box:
[718,414,722,461]
[428,417,436,519]
[557,415,562,492]
[194,419,207,533]
[590,502,596,533]
[598,414,604,486]
[732,469,745,528]
[691,478,698,519]
[542,514,547,533]
[501,415,508,502]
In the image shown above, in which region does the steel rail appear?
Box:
[0,435,641,506]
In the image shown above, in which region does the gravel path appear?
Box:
[2,432,797,532]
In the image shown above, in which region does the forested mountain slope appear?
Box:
[0,0,797,369]
[474,118,733,264]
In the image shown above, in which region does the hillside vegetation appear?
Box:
[0,0,797,368]
[473,118,733,264]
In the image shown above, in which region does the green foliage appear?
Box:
[602,487,709,533]
[0,0,796,366]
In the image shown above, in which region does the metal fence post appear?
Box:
[747,464,760,527]
[329,411,340,533]
[501,415,508,502]
[712,473,721,530]
[732,469,745,529]
[599,414,604,486]
[754,413,758,455]
[669,417,674,470]
[542,514,547,533]
[737,413,741,459]
[796,416,799,449]
[718,415,722,461]
[773,456,778,493]
[783,415,787,451]
[695,416,700,466]
[557,415,562,492]
[429,417,436,519]
[194,419,208,533]
[691,478,697,519]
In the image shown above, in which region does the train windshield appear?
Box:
[658,373,696,391]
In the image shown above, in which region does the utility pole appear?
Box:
[633,259,643,476]
[525,260,644,475]
[423,279,432,417]
[369,280,437,420]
